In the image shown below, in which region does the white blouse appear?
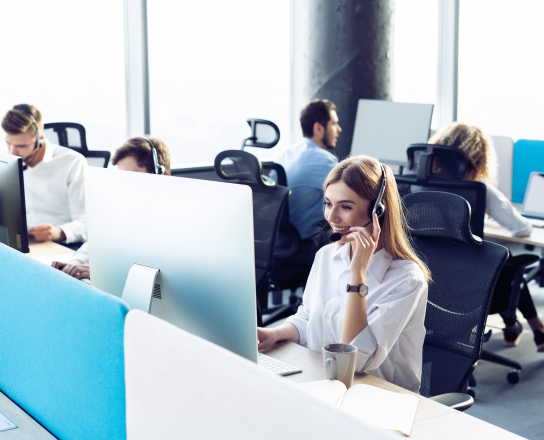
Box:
[286,244,428,393]
[484,181,532,237]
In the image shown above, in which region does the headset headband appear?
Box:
[142,137,165,175]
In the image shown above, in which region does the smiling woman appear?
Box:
[258,155,431,393]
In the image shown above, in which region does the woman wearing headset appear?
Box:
[258,155,430,392]
[429,123,544,351]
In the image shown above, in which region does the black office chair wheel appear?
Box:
[507,369,521,384]
[466,388,476,399]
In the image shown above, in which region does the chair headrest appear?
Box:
[403,191,482,245]
[241,119,280,150]
[406,144,468,184]
[214,150,275,188]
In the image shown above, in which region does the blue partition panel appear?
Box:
[0,244,129,440]
[512,139,544,203]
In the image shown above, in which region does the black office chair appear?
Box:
[397,144,487,238]
[44,122,111,168]
[400,144,539,389]
[403,192,509,410]
[214,150,290,326]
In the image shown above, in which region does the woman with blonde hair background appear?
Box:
[430,123,544,351]
[258,155,430,392]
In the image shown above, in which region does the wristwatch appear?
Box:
[346,283,369,298]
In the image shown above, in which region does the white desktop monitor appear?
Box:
[85,167,258,362]
[522,172,544,218]
[351,100,434,165]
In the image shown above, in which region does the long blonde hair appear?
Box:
[429,122,498,185]
[324,155,431,283]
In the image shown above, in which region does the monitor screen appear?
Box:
[523,172,544,215]
[0,153,29,253]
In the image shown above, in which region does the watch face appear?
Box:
[359,284,369,296]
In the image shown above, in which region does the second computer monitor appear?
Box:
[85,168,258,362]
[351,99,434,166]
[0,153,29,253]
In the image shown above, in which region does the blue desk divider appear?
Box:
[0,244,129,440]
[512,139,544,203]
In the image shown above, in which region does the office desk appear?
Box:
[27,238,74,265]
[265,341,525,439]
[484,219,544,286]
[0,392,55,439]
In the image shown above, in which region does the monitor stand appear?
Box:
[121,264,160,312]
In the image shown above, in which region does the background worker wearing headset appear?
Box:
[52,136,171,281]
[2,104,87,244]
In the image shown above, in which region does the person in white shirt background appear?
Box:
[258,155,431,392]
[2,104,87,245]
[52,136,172,282]
[429,123,544,351]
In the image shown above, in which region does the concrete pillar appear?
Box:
[302,0,395,159]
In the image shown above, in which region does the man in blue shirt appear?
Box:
[277,99,341,243]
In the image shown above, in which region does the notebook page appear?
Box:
[340,384,419,436]
[0,411,17,432]
[297,380,347,407]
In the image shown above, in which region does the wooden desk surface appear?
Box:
[265,341,525,439]
[27,238,74,259]
[484,219,544,247]
[0,392,55,440]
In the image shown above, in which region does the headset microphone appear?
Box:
[329,230,353,242]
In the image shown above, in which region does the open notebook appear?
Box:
[298,380,419,437]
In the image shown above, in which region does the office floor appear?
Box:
[265,241,544,440]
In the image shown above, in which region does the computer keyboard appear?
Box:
[528,218,544,228]
[258,353,302,376]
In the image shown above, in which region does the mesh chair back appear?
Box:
[403,192,508,397]
[44,122,111,168]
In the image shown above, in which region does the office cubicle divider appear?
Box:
[0,243,129,440]
[512,139,544,204]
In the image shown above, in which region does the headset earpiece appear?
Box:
[142,136,165,175]
[369,164,387,220]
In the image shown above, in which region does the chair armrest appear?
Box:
[506,254,540,270]
[429,393,474,412]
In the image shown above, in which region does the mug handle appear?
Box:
[325,357,337,380]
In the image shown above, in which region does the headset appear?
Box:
[11,108,44,167]
[328,163,387,242]
[142,137,165,175]
[369,164,387,222]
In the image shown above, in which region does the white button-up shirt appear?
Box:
[286,243,428,393]
[23,139,87,243]
[484,181,532,237]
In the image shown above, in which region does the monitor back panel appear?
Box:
[351,100,433,165]
[85,168,258,362]
[523,172,544,216]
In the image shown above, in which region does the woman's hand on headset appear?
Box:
[345,213,381,284]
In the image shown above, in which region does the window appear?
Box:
[458,0,544,140]
[0,0,126,153]
[393,0,439,128]
[148,0,291,165]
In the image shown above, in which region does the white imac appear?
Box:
[351,99,434,165]
[85,167,258,362]
[521,172,544,220]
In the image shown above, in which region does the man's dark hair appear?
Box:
[300,99,337,138]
